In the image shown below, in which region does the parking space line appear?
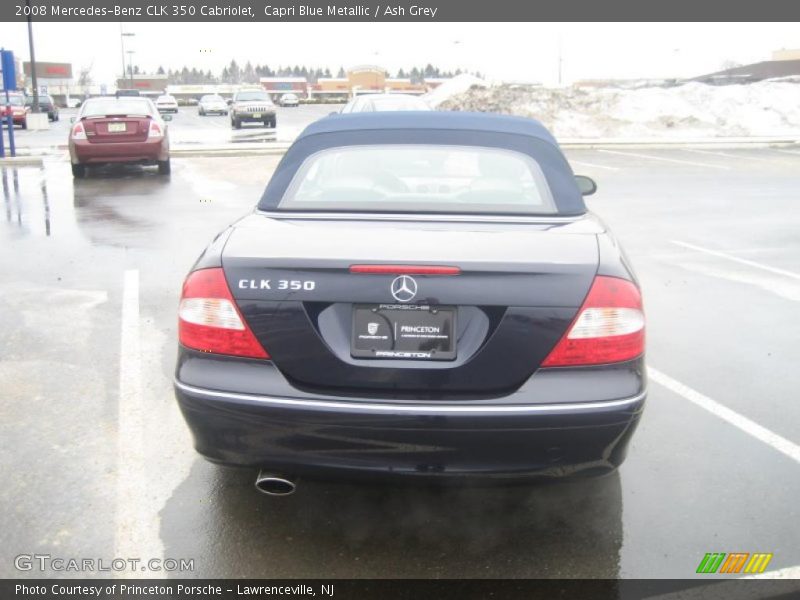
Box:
[115,269,163,575]
[597,149,731,170]
[774,149,800,156]
[570,160,621,171]
[685,148,779,163]
[649,368,800,465]
[672,240,800,281]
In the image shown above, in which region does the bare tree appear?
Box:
[77,63,93,87]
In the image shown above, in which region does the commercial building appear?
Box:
[693,49,800,84]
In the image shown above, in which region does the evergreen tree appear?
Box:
[228,59,240,83]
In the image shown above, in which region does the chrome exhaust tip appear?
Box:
[255,471,297,496]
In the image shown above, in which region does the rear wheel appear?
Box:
[268,118,276,128]
[71,163,86,178]
[232,118,241,130]
[21,121,27,130]
[158,158,171,175]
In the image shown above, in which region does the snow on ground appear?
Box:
[424,74,489,108]
[438,80,800,138]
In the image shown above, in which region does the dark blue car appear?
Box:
[174,112,646,495]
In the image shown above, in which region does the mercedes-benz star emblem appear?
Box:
[390,275,418,302]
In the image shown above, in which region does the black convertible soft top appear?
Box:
[258,111,586,215]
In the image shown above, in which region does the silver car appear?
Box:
[230,90,276,129]
[279,93,300,107]
[198,94,228,116]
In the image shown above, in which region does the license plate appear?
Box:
[251,113,261,118]
[351,304,456,360]
[108,122,126,133]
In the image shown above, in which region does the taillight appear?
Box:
[541,276,644,367]
[71,122,87,140]
[178,268,269,359]
[148,120,163,139]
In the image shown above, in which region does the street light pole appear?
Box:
[119,26,135,90]
[26,0,39,112]
[126,51,135,88]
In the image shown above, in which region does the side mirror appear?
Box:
[227,99,233,105]
[575,175,597,196]
[70,117,76,123]
[162,114,173,121]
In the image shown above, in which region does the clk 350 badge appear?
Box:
[238,279,316,291]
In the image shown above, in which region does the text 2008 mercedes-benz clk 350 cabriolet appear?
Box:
[174,112,646,495]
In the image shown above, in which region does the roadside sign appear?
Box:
[1,49,16,91]
[41,85,48,95]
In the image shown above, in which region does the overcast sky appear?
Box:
[2,22,798,85]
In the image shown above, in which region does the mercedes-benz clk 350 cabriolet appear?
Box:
[174,112,646,495]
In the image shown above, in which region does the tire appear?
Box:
[270,118,276,128]
[199,109,204,116]
[158,158,171,175]
[71,163,86,178]
[21,121,27,130]
[232,118,241,130]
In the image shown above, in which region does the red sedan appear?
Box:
[6,93,30,129]
[68,96,171,178]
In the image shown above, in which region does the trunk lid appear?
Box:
[221,213,601,397]
[83,116,150,143]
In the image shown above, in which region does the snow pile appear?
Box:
[424,74,488,108]
[439,81,800,138]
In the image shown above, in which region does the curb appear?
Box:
[0,156,44,167]
[5,138,799,160]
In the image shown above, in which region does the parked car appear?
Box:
[6,93,30,129]
[155,94,179,114]
[278,93,300,107]
[340,93,431,113]
[26,94,59,121]
[173,112,646,496]
[65,96,83,108]
[68,96,171,178]
[198,94,228,116]
[229,89,276,129]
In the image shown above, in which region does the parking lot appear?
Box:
[1,143,799,579]
[8,103,338,150]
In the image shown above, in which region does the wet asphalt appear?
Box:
[1,138,799,579]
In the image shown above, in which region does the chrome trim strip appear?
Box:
[174,380,646,414]
[255,210,582,224]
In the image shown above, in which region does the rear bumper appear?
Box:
[70,137,168,164]
[174,379,645,481]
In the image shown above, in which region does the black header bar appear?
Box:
[3,0,800,22]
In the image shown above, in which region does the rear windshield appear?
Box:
[8,95,25,106]
[279,144,556,215]
[80,98,154,118]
